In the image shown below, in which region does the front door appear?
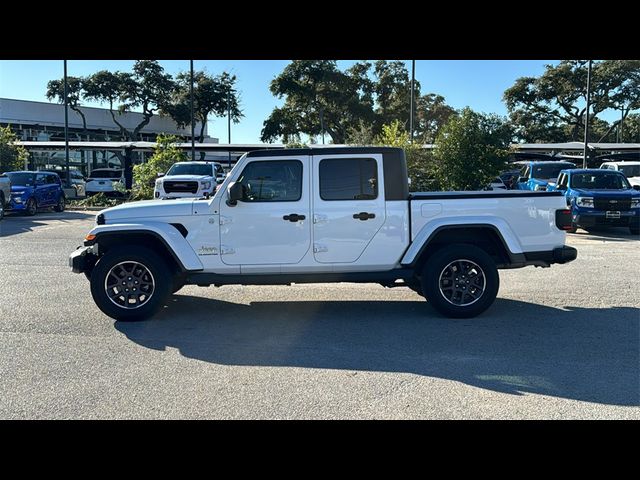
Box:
[219,156,311,265]
[35,173,49,206]
[312,154,386,263]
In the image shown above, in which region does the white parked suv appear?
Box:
[154,161,224,199]
[85,168,125,197]
[70,147,577,321]
[599,161,640,187]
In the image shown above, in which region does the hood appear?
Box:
[100,198,196,221]
[162,174,212,181]
[572,188,640,198]
[627,177,640,186]
[10,185,33,193]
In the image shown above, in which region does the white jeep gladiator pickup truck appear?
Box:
[69,147,577,321]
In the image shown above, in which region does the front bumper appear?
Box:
[574,210,639,228]
[8,199,27,211]
[69,246,97,273]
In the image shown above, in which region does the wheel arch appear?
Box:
[404,224,524,272]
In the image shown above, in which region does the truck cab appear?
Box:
[549,168,640,234]
[516,161,576,191]
[70,147,577,321]
[599,161,640,187]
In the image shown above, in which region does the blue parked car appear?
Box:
[516,161,576,191]
[6,171,66,216]
[548,169,640,234]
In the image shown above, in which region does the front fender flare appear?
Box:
[88,222,204,271]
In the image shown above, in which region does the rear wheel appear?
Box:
[54,195,65,212]
[90,246,172,321]
[420,244,499,318]
[25,198,37,216]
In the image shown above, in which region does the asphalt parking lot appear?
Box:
[0,210,638,419]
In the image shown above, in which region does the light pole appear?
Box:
[227,89,232,169]
[410,60,415,143]
[190,60,195,161]
[63,60,70,187]
[583,59,592,169]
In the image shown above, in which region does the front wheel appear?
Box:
[25,198,37,216]
[420,244,499,318]
[90,246,172,321]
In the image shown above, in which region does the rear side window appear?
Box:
[46,174,59,185]
[237,160,302,202]
[319,158,378,201]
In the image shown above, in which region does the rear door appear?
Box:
[312,154,386,263]
[219,155,311,265]
[35,173,49,205]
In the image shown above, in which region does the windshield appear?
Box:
[6,172,35,186]
[532,163,574,179]
[571,172,631,190]
[618,164,640,177]
[166,164,212,176]
[90,170,122,179]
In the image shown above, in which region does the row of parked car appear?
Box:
[508,160,640,235]
[0,167,127,219]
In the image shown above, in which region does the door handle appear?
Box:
[353,212,375,221]
[283,213,306,222]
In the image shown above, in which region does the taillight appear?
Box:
[555,209,573,231]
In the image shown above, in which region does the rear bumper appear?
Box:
[523,246,578,267]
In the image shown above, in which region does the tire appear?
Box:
[420,244,499,319]
[630,225,640,236]
[25,198,37,216]
[54,194,65,212]
[90,246,172,321]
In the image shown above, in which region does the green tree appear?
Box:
[0,126,29,172]
[432,108,511,191]
[504,60,640,142]
[414,93,457,143]
[83,60,175,141]
[374,120,436,191]
[45,76,89,133]
[132,134,187,200]
[261,60,374,144]
[166,70,243,143]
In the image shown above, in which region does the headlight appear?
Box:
[155,180,162,188]
[12,196,23,203]
[200,181,212,190]
[631,198,640,208]
[576,197,594,208]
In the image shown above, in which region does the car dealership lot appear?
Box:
[0,211,638,419]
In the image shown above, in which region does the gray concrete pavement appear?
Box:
[0,210,638,419]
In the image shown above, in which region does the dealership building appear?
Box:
[0,97,216,174]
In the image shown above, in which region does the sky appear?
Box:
[0,59,567,144]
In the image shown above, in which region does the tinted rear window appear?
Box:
[319,158,378,201]
[90,170,122,179]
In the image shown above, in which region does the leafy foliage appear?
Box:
[504,60,640,142]
[0,126,29,172]
[46,76,89,131]
[432,108,511,191]
[132,134,187,200]
[263,60,456,145]
[374,120,437,191]
[164,70,242,143]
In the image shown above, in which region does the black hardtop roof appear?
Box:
[245,146,404,158]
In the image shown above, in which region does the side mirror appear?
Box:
[156,172,165,178]
[518,176,528,183]
[633,185,640,191]
[216,175,225,185]
[226,181,244,206]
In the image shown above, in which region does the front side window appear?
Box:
[237,160,302,202]
[319,158,378,201]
